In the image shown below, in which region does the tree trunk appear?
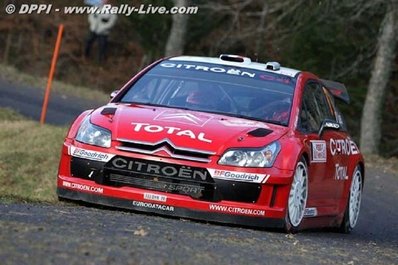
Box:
[165,0,190,57]
[254,2,268,58]
[360,2,398,154]
[3,31,12,64]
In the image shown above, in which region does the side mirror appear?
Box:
[318,119,340,137]
[110,90,119,99]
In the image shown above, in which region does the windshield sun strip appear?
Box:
[143,73,294,96]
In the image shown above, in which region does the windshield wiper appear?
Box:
[118,102,287,126]
[229,114,287,126]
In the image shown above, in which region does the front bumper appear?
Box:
[57,187,284,228]
[57,142,294,228]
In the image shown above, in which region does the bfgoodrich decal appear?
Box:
[69,146,115,162]
[208,169,270,183]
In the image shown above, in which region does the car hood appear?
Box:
[90,104,289,155]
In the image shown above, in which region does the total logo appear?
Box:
[335,164,348,180]
[131,122,212,143]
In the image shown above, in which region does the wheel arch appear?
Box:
[301,151,310,166]
[357,161,365,184]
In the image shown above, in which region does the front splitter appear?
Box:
[57,187,285,229]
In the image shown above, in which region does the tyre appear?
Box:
[339,166,363,233]
[285,157,308,233]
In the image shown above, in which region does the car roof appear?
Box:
[169,55,301,78]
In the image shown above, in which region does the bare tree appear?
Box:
[165,0,190,56]
[360,0,398,154]
[200,0,307,56]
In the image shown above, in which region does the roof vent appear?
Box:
[219,54,251,64]
[265,62,281,71]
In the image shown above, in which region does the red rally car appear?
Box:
[57,54,364,233]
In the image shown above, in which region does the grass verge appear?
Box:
[0,108,67,203]
[0,64,108,104]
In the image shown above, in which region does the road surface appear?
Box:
[0,78,102,125]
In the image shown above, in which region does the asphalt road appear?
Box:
[0,168,397,265]
[0,79,397,265]
[0,78,102,125]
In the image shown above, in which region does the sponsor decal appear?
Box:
[144,192,167,202]
[259,74,291,84]
[310,140,327,163]
[69,146,115,162]
[131,122,212,143]
[330,138,359,156]
[325,121,340,129]
[111,158,209,181]
[109,173,205,195]
[304,207,318,217]
[334,164,348,180]
[154,110,212,127]
[62,181,103,194]
[208,169,270,183]
[219,119,269,128]
[150,181,204,195]
[132,200,174,212]
[160,63,256,78]
[209,204,265,216]
[350,140,359,155]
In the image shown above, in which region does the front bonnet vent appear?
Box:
[248,128,273,137]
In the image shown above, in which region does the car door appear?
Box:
[298,81,343,214]
[323,89,351,201]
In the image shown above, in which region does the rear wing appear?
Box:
[320,79,350,104]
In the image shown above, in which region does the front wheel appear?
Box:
[285,158,308,233]
[339,166,363,233]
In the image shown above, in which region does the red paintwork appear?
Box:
[57,59,364,230]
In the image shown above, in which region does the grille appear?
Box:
[70,156,263,203]
[104,156,221,201]
[108,173,216,200]
[116,138,215,163]
[102,156,261,203]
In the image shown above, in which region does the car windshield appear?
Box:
[119,60,296,126]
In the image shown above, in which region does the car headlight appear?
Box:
[75,116,111,148]
[218,141,281,168]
